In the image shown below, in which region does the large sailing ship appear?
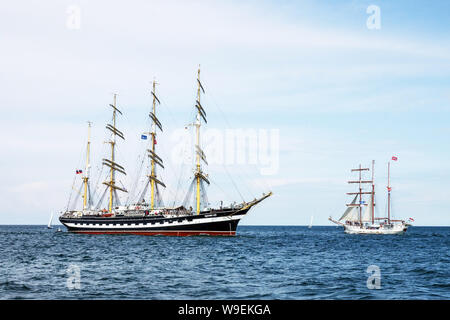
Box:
[59,67,272,236]
[329,160,409,234]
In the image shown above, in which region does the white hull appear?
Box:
[344,224,407,235]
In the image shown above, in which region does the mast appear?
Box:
[371,160,375,224]
[348,164,371,225]
[358,164,362,225]
[387,161,391,224]
[147,80,165,209]
[82,121,92,210]
[193,65,209,214]
[102,94,127,212]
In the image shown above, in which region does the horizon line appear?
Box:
[0,224,448,227]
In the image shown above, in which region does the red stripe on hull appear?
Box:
[71,230,236,236]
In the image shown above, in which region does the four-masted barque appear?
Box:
[59,67,272,236]
[329,160,408,234]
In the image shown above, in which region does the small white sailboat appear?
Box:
[308,215,314,228]
[47,212,54,229]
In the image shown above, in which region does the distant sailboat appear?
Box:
[47,212,54,229]
[308,215,314,228]
[329,159,408,234]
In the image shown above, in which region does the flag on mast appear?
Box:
[392,156,398,161]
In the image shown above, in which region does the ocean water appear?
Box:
[0,225,448,300]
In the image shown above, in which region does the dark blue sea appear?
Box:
[0,225,448,300]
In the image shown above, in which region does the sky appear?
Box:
[0,0,449,225]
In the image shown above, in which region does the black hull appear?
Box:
[59,208,248,236]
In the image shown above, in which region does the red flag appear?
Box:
[392,156,398,161]
[387,186,392,192]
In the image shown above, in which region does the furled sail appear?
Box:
[339,195,359,222]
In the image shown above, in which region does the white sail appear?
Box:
[361,197,373,222]
[339,195,359,222]
[308,215,313,228]
[48,212,54,228]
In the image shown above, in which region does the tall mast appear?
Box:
[194,65,209,214]
[109,94,117,212]
[82,121,92,210]
[196,67,201,214]
[387,161,391,224]
[371,160,375,224]
[147,80,165,209]
[102,94,127,212]
[359,164,362,225]
[348,165,371,224]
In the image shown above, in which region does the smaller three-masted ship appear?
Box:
[329,159,409,234]
[59,67,272,236]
